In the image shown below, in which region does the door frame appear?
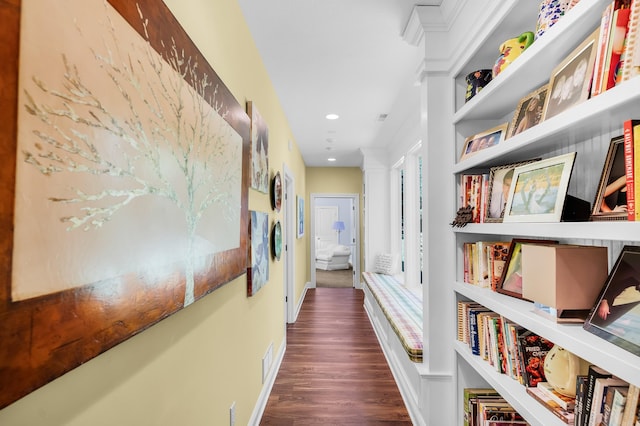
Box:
[283,164,295,324]
[310,193,361,289]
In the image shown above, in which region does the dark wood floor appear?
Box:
[260,288,412,425]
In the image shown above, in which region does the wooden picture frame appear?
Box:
[0,0,250,409]
[508,84,548,138]
[248,101,269,193]
[590,136,628,221]
[503,152,577,223]
[584,245,640,357]
[542,28,599,122]
[459,123,509,161]
[497,239,557,300]
[484,159,541,223]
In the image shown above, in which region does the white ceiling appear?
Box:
[237,0,441,167]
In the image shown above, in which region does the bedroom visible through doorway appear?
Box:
[310,194,360,289]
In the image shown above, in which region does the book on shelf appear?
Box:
[536,381,576,411]
[489,242,510,292]
[603,7,631,92]
[582,365,614,426]
[526,386,575,424]
[633,121,640,220]
[477,398,524,426]
[623,119,640,221]
[576,375,589,426]
[621,383,640,426]
[588,377,628,426]
[463,388,500,426]
[610,386,630,426]
[516,329,554,388]
[593,2,615,97]
[469,305,491,356]
[621,0,640,81]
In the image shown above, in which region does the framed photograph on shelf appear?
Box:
[542,28,599,121]
[584,245,640,357]
[508,84,548,138]
[484,159,541,223]
[459,123,509,161]
[497,239,557,300]
[590,136,628,221]
[503,152,577,223]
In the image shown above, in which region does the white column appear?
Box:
[360,148,389,272]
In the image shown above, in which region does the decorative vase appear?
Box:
[492,32,535,78]
[465,69,492,102]
[536,0,571,40]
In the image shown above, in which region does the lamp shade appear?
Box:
[332,221,345,231]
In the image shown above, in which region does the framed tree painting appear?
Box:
[0,0,250,409]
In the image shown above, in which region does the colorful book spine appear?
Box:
[633,122,640,220]
[623,119,640,220]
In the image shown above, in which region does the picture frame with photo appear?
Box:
[542,28,599,121]
[497,238,558,300]
[584,245,640,357]
[590,136,628,221]
[503,152,577,223]
[459,123,509,161]
[508,84,548,138]
[484,159,541,223]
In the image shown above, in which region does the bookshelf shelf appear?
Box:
[453,0,610,123]
[454,281,640,388]
[452,221,640,242]
[453,77,640,173]
[455,340,567,426]
[446,0,640,424]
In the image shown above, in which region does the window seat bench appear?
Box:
[362,272,423,362]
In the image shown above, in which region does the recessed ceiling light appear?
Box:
[327,157,337,162]
[325,113,339,120]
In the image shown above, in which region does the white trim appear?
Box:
[248,338,286,426]
[283,164,295,324]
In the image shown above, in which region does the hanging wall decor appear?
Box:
[248,211,270,296]
[271,171,282,212]
[272,220,283,261]
[0,0,250,409]
[248,101,269,193]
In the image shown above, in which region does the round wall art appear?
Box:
[271,171,282,212]
[271,220,282,260]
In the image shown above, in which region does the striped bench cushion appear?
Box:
[362,272,423,362]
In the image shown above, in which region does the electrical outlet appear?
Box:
[229,401,236,426]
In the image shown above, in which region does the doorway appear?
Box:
[310,193,360,289]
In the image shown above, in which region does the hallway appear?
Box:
[260,288,412,425]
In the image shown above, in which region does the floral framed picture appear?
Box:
[503,152,577,223]
[542,28,599,121]
[497,238,557,300]
[485,159,541,223]
[508,84,548,138]
[584,245,640,357]
[459,123,509,161]
[590,136,628,221]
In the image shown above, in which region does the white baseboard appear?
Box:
[248,339,286,426]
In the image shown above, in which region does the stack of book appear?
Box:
[457,302,640,425]
[463,387,528,426]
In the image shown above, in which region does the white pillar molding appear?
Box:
[360,148,390,272]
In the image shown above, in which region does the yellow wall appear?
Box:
[0,1,307,425]
[306,167,364,279]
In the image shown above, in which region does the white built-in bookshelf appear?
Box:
[450,0,640,425]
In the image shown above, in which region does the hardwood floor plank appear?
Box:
[260,288,412,425]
